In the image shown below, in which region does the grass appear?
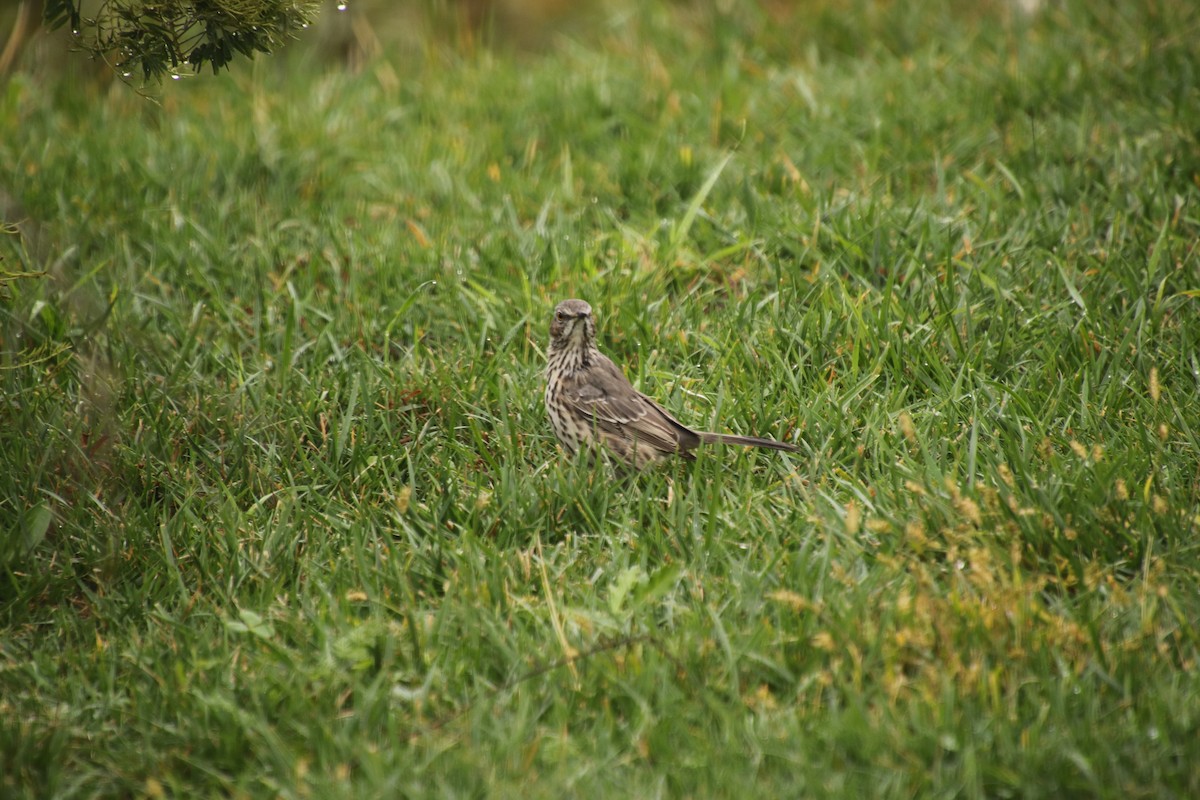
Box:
[2,0,1199,796]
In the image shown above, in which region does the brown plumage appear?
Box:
[543,299,800,468]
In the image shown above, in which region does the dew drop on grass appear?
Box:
[171,74,181,80]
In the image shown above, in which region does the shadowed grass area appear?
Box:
[1,0,1198,796]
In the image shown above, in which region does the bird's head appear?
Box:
[549,299,594,349]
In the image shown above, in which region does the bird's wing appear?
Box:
[562,356,698,454]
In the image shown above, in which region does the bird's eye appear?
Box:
[555,311,564,321]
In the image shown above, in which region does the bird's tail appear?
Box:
[699,431,800,453]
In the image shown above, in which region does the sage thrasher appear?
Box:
[544,298,800,468]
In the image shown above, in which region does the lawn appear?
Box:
[2,0,1199,796]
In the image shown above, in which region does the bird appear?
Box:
[544,298,800,468]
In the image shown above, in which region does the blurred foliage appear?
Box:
[41,0,321,81]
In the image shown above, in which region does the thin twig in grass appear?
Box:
[408,632,678,738]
